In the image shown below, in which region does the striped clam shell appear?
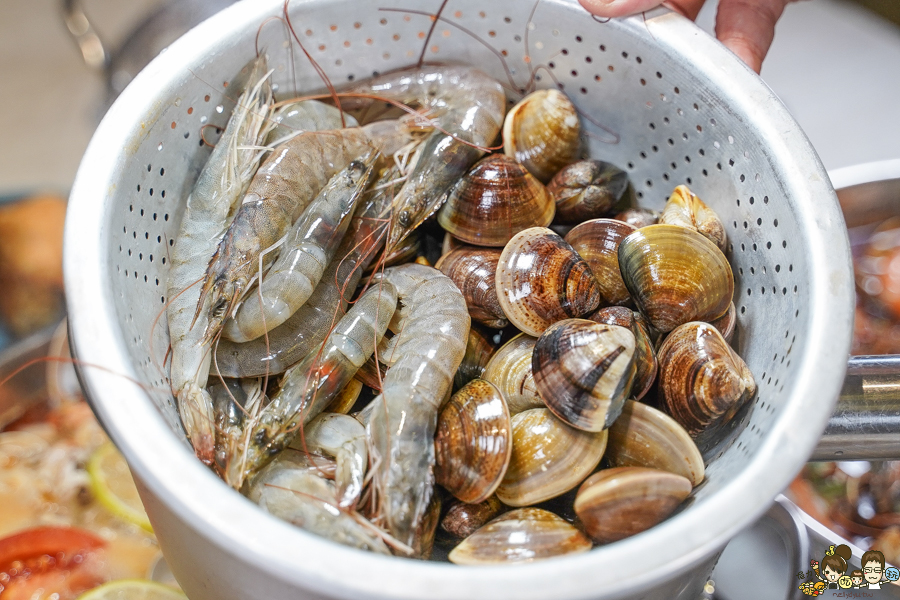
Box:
[548,160,634,224]
[657,322,756,438]
[565,218,636,307]
[503,89,581,183]
[659,185,727,252]
[588,306,657,401]
[496,227,601,337]
[532,319,636,432]
[436,246,508,329]
[482,333,545,415]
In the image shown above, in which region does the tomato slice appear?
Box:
[0,526,107,600]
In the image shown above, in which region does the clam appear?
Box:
[454,326,498,390]
[437,154,555,247]
[588,306,657,401]
[496,408,608,507]
[659,185,727,252]
[548,160,634,224]
[354,356,385,392]
[496,227,601,337]
[434,379,512,504]
[413,493,443,560]
[532,319,636,432]
[573,467,692,544]
[618,224,734,333]
[440,495,507,540]
[614,207,659,229]
[709,301,736,343]
[503,89,581,183]
[442,232,465,257]
[657,322,756,438]
[448,507,591,565]
[606,400,704,486]
[564,218,636,306]
[436,247,508,328]
[482,333,545,415]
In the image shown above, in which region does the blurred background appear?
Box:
[0,1,898,598]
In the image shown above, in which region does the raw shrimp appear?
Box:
[225,280,398,489]
[297,413,367,510]
[344,65,506,250]
[222,157,376,342]
[166,56,274,466]
[246,450,390,554]
[211,166,402,378]
[365,263,470,556]
[197,128,376,341]
[198,121,417,338]
[266,100,358,146]
[209,377,264,472]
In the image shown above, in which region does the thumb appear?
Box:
[715,0,792,73]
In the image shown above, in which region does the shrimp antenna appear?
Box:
[415,0,450,68]
[282,0,347,127]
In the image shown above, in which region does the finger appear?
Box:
[578,0,665,19]
[579,0,706,21]
[715,0,791,73]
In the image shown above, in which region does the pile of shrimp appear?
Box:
[165,47,506,557]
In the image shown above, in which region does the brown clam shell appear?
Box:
[503,89,581,183]
[588,306,658,401]
[324,378,363,414]
[574,467,692,544]
[532,319,636,432]
[436,246,508,328]
[442,232,465,257]
[548,160,634,224]
[606,400,705,486]
[565,218,636,306]
[657,322,756,438]
[659,185,727,252]
[709,301,736,343]
[440,495,507,540]
[496,227,601,337]
[412,493,443,560]
[437,154,555,247]
[614,207,659,229]
[448,507,591,565]
[618,224,734,333]
[454,326,498,391]
[482,333,545,415]
[435,379,512,504]
[496,408,608,507]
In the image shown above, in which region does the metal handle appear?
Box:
[813,356,900,461]
[62,0,108,70]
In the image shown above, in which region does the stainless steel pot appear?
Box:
[63,1,854,598]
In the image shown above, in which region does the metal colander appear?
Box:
[63,1,853,599]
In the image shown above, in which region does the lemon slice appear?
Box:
[87,442,153,532]
[76,580,186,600]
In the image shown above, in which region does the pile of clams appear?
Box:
[421,90,756,564]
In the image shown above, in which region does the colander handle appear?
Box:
[811,356,900,461]
[61,0,108,70]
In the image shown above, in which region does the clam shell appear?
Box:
[548,160,633,224]
[574,467,692,544]
[412,493,442,560]
[442,232,465,257]
[454,326,498,390]
[496,227,601,337]
[606,400,704,486]
[588,306,658,401]
[709,301,736,343]
[657,322,756,438]
[440,495,507,540]
[503,89,581,183]
[436,247,508,328]
[659,185,727,252]
[618,224,734,333]
[435,379,512,504]
[448,507,591,565]
[532,319,636,432]
[614,207,659,229]
[437,154,555,247]
[565,218,636,306]
[496,408,608,507]
[482,333,545,415]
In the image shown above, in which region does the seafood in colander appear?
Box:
[164,65,755,563]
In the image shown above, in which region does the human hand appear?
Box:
[577,0,796,73]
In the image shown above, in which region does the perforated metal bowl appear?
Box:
[64,1,853,598]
